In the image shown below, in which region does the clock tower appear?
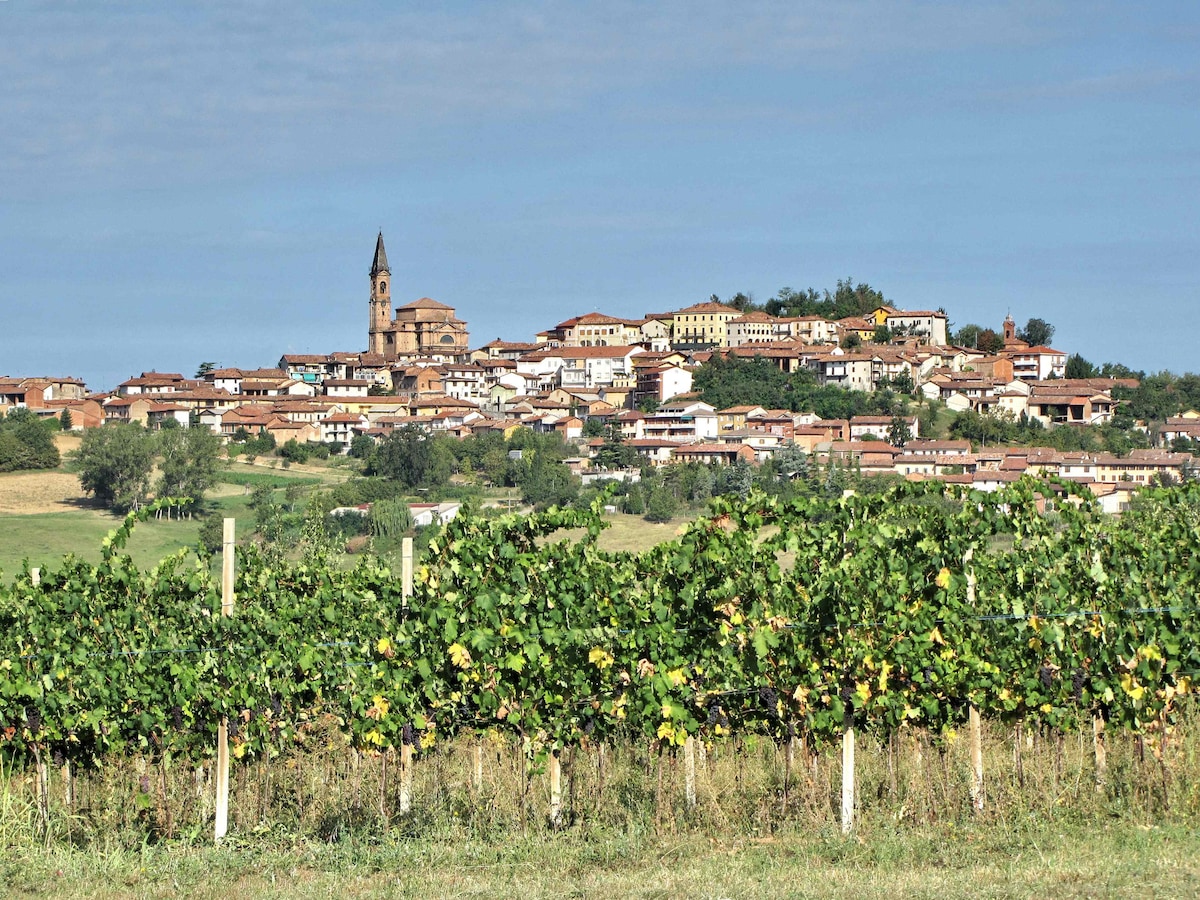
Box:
[368,232,392,355]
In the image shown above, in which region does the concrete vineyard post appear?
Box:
[214,518,235,841]
[969,705,984,812]
[841,716,855,835]
[30,568,50,830]
[401,537,413,608]
[549,748,563,828]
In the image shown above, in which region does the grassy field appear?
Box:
[2,824,1197,899]
[0,456,340,574]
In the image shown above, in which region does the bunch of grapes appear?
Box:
[1039,665,1054,691]
[401,722,415,747]
[758,686,779,719]
[1071,669,1085,704]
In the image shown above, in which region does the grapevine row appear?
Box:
[1,479,1198,770]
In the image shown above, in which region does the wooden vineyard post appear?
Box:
[969,704,984,812]
[1093,715,1108,791]
[400,739,415,816]
[548,747,563,828]
[401,537,414,608]
[214,518,235,841]
[841,713,855,835]
[473,738,484,796]
[684,736,697,811]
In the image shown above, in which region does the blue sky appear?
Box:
[2,1,1198,390]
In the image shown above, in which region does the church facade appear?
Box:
[367,233,469,361]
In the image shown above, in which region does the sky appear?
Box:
[2,1,1198,391]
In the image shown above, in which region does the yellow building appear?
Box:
[669,301,742,347]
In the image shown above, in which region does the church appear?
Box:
[367,232,470,361]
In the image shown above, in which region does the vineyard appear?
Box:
[2,477,1200,843]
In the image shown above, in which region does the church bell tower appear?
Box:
[368,232,392,355]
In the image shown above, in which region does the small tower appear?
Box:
[1003,313,1016,343]
[368,232,392,355]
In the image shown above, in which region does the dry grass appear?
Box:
[0,470,92,514]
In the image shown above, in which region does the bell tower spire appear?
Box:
[368,232,392,355]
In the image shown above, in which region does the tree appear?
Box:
[888,415,913,448]
[890,369,915,396]
[369,497,414,540]
[0,408,60,472]
[369,426,457,489]
[871,325,892,344]
[156,426,225,515]
[1064,353,1099,380]
[59,408,73,431]
[519,451,580,508]
[643,482,679,522]
[76,425,156,511]
[772,444,811,481]
[953,324,982,348]
[349,433,376,460]
[976,329,1004,354]
[195,362,218,378]
[841,332,862,350]
[1017,318,1055,347]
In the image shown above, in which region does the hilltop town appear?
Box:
[4,232,1199,511]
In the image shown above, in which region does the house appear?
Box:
[625,438,679,467]
[470,340,547,362]
[848,415,919,441]
[40,398,104,429]
[716,430,784,461]
[672,443,757,466]
[537,312,645,347]
[116,372,193,396]
[642,400,719,442]
[634,363,693,407]
[103,396,152,426]
[146,403,191,429]
[323,379,372,398]
[320,412,369,448]
[806,351,875,391]
[408,501,462,527]
[867,307,949,346]
[718,406,767,433]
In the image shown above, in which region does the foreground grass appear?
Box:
[3,822,1198,899]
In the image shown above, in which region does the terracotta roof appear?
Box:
[398,297,454,311]
[675,301,740,314]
